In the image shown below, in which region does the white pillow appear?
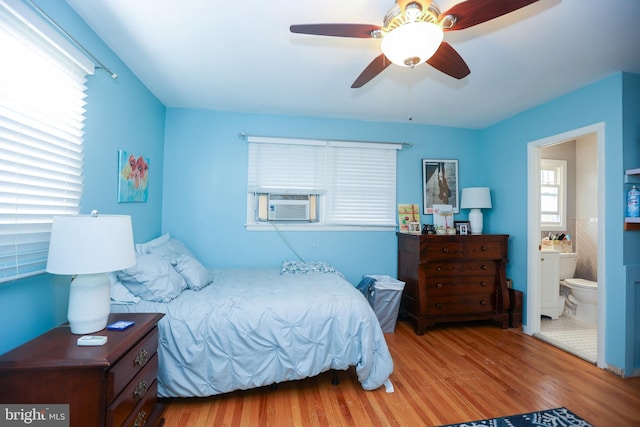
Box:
[117,254,187,302]
[136,233,171,255]
[107,272,141,304]
[172,254,212,291]
[148,238,193,259]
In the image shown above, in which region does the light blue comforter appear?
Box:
[111,268,394,397]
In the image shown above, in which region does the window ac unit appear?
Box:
[268,194,311,221]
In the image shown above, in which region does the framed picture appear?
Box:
[455,220,471,235]
[422,159,459,214]
[118,149,149,203]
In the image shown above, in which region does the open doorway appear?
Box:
[525,123,606,369]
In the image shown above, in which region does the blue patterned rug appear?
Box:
[437,407,593,427]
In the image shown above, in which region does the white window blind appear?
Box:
[247,137,400,228]
[0,0,93,282]
[540,158,567,231]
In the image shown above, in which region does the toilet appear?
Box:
[559,252,598,324]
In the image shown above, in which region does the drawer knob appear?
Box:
[133,410,147,427]
[135,348,149,367]
[134,379,148,399]
[436,303,442,308]
[441,247,449,253]
[437,266,442,271]
[480,300,487,305]
[436,283,443,289]
[480,281,487,287]
[481,264,487,270]
[481,246,487,251]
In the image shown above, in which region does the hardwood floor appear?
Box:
[160,320,640,426]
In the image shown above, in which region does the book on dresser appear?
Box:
[397,232,511,335]
[0,312,165,427]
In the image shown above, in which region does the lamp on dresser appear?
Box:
[460,187,492,234]
[46,210,136,334]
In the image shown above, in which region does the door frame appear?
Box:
[525,122,606,369]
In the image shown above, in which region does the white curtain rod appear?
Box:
[237,132,413,147]
[25,0,117,79]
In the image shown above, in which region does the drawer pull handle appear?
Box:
[441,247,449,253]
[436,283,443,289]
[480,281,487,287]
[135,349,149,367]
[481,264,487,270]
[134,379,148,399]
[133,410,147,427]
[480,300,487,305]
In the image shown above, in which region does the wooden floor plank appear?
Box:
[160,320,640,426]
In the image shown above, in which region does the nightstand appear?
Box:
[0,313,165,427]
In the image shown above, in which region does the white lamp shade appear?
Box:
[381,22,443,67]
[460,187,492,209]
[46,214,136,274]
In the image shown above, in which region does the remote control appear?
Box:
[77,335,108,346]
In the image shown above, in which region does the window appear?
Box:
[246,136,401,230]
[0,0,94,282]
[540,158,567,231]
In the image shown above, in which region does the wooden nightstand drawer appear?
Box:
[107,353,158,427]
[122,380,160,427]
[108,328,159,401]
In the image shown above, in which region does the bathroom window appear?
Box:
[540,159,567,231]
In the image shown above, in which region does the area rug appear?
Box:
[437,407,593,427]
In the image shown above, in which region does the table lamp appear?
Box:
[46,211,136,334]
[460,187,492,234]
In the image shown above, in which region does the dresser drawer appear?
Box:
[422,261,496,276]
[108,328,159,402]
[107,354,158,427]
[421,241,463,260]
[425,276,496,296]
[467,240,504,259]
[122,380,159,427]
[426,294,496,316]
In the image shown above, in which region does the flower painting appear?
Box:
[118,150,149,202]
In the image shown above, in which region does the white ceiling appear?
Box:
[65,0,640,129]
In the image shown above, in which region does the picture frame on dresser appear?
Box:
[422,159,459,214]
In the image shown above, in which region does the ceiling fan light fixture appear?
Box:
[381,21,443,67]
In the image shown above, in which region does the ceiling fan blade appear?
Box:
[351,54,392,88]
[290,23,381,38]
[426,42,470,79]
[440,0,540,31]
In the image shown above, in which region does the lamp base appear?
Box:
[68,273,111,334]
[468,208,484,234]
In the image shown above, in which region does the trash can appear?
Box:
[365,275,405,333]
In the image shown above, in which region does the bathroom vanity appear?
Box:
[397,233,510,334]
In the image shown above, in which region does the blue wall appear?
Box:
[161,109,483,284]
[0,0,166,354]
[1,0,638,377]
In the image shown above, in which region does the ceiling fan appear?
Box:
[290,0,540,88]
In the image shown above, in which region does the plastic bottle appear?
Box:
[628,185,640,217]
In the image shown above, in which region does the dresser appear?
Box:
[0,313,165,427]
[397,233,510,334]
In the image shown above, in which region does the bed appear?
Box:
[109,234,394,398]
